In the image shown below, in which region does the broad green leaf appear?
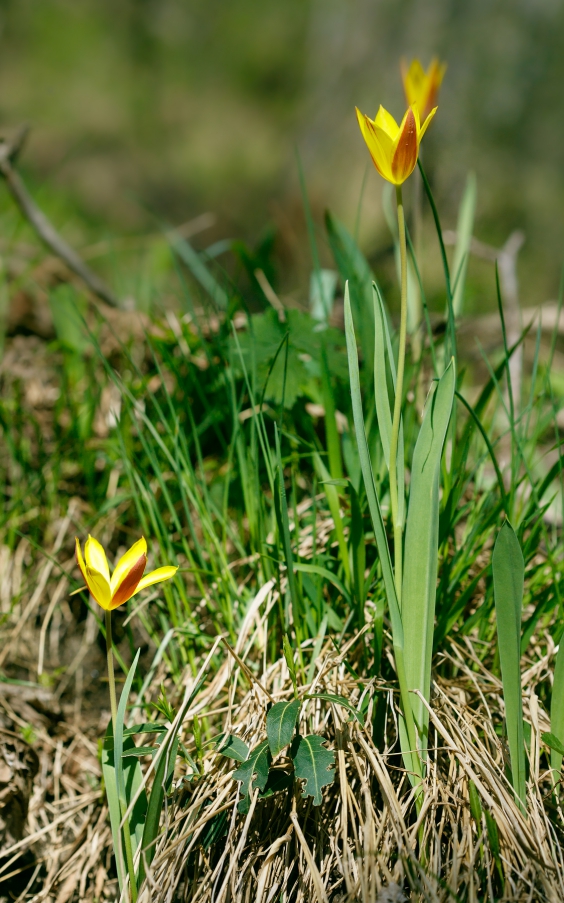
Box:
[550,642,564,778]
[492,521,526,812]
[233,740,271,812]
[216,734,250,763]
[305,693,365,727]
[542,731,564,758]
[451,172,477,318]
[345,284,419,778]
[101,650,147,894]
[102,725,147,894]
[401,360,455,759]
[266,699,301,757]
[292,734,335,805]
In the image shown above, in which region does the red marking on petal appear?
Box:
[392,108,418,183]
[111,554,147,608]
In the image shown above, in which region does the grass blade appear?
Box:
[492,520,527,812]
[550,641,564,779]
[451,173,477,318]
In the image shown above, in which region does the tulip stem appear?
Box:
[106,610,138,903]
[389,185,408,602]
[106,610,118,731]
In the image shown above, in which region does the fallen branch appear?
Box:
[0,125,118,307]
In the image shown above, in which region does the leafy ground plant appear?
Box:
[2,54,564,903]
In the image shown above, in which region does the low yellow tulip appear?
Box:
[75,535,177,610]
[401,57,446,119]
[355,104,436,186]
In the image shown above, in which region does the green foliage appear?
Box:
[217,734,250,763]
[230,308,347,408]
[492,521,527,813]
[266,699,301,757]
[292,734,335,805]
[233,740,271,813]
[401,361,455,755]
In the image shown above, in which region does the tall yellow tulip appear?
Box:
[401,57,446,119]
[355,104,436,186]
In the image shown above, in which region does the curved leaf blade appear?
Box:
[401,360,455,757]
[305,693,364,727]
[493,520,526,812]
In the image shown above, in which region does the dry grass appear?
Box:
[2,537,564,903]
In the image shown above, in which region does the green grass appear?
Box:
[2,165,564,899]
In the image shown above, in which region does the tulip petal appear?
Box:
[419,106,437,141]
[75,538,88,584]
[84,535,110,583]
[391,107,418,184]
[356,108,393,182]
[130,566,179,599]
[85,565,112,610]
[110,537,148,594]
[110,553,147,608]
[374,105,399,141]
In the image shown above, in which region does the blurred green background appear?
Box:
[1,0,563,306]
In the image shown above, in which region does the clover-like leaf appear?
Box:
[292,734,335,805]
[266,699,301,757]
[233,740,271,812]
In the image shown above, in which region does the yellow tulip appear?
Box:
[355,104,436,186]
[401,57,446,119]
[75,535,177,610]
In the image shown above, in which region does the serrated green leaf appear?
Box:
[216,734,249,763]
[492,520,526,813]
[266,699,301,757]
[292,734,335,805]
[233,740,271,812]
[305,693,365,727]
[542,731,564,757]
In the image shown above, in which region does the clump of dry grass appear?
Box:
[142,628,564,903]
[2,535,564,903]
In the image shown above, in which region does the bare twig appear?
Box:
[0,125,118,307]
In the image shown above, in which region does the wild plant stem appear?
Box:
[106,610,138,903]
[106,610,118,730]
[389,185,408,601]
[390,185,424,806]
